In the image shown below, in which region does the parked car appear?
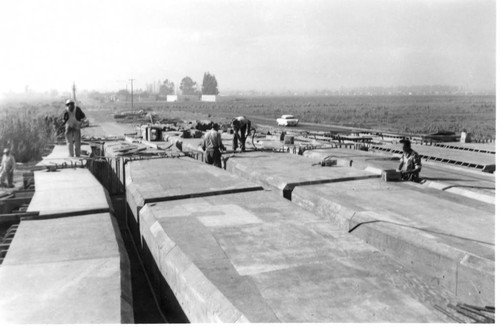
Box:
[276,115,299,126]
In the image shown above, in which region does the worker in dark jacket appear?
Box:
[201,123,225,168]
[232,116,251,152]
[397,139,422,181]
[63,99,86,157]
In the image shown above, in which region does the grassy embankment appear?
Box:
[0,101,62,162]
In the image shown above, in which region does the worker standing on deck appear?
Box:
[201,123,225,168]
[231,116,251,152]
[63,99,86,157]
[396,139,422,181]
[0,148,15,188]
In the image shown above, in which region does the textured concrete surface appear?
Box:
[137,190,457,323]
[292,178,494,305]
[224,151,380,198]
[218,149,494,305]
[27,168,111,215]
[37,144,92,166]
[304,148,495,203]
[125,157,262,222]
[0,213,133,323]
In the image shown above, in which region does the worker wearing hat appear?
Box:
[63,99,86,157]
[0,148,15,188]
[201,122,225,168]
[396,139,422,181]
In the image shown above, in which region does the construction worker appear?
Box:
[232,116,251,152]
[201,123,225,168]
[63,99,86,157]
[0,148,15,188]
[396,139,422,181]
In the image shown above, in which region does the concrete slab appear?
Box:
[3,214,119,265]
[137,191,457,322]
[224,151,380,198]
[303,147,394,165]
[304,148,495,203]
[0,213,133,323]
[292,178,494,305]
[27,168,110,215]
[37,144,92,167]
[125,157,263,222]
[0,258,124,323]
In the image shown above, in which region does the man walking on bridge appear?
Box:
[201,123,225,168]
[397,139,422,181]
[63,99,86,157]
[232,116,251,152]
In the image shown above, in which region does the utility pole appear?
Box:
[129,78,135,110]
[72,82,77,102]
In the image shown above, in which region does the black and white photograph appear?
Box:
[0,0,495,323]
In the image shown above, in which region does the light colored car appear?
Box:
[277,114,299,126]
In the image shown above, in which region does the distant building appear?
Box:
[201,95,217,102]
[166,95,178,102]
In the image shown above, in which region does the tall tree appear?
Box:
[180,76,197,95]
[116,89,130,97]
[201,72,219,95]
[159,79,175,95]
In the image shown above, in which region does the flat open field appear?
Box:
[94,95,495,139]
[1,94,496,140]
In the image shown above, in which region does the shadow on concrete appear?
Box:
[112,196,188,323]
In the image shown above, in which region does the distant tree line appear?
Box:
[114,72,219,100]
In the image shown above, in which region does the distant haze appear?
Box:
[0,0,495,94]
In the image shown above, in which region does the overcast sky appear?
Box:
[0,0,495,94]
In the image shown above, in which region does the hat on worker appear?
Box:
[65,99,74,106]
[399,139,411,147]
[3,148,9,154]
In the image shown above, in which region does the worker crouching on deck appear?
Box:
[63,99,86,157]
[0,148,15,188]
[396,139,422,181]
[201,123,225,168]
[232,116,251,152]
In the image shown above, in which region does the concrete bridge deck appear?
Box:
[224,151,495,305]
[37,143,93,167]
[303,148,495,203]
[0,213,132,323]
[125,156,461,322]
[27,168,111,215]
[0,153,133,323]
[3,121,492,323]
